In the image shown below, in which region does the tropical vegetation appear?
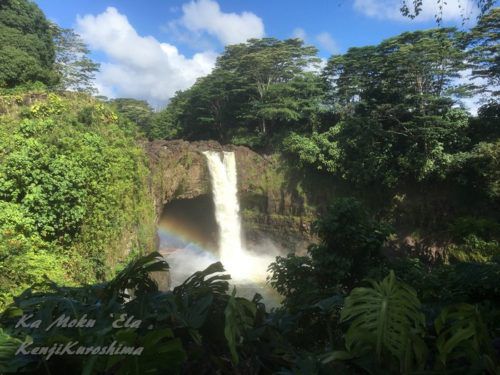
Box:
[0,0,498,374]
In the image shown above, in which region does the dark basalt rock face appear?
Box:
[146,140,315,254]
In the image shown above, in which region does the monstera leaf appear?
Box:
[339,271,427,372]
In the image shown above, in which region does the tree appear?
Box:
[466,8,499,97]
[148,108,177,140]
[306,29,472,186]
[162,38,324,146]
[0,0,56,87]
[252,72,325,135]
[51,25,100,93]
[268,198,391,308]
[323,28,468,114]
[177,69,243,141]
[400,0,496,23]
[109,98,154,136]
[0,92,156,300]
[216,38,321,134]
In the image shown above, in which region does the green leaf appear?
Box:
[340,271,426,370]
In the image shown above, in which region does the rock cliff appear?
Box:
[146,140,315,253]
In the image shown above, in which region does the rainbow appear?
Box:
[156,222,282,306]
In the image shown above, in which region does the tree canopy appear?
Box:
[52,24,100,94]
[159,38,323,147]
[0,0,56,87]
[467,8,500,97]
[400,0,497,23]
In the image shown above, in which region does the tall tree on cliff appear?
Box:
[466,8,499,97]
[0,0,57,87]
[323,28,468,115]
[51,25,100,94]
[176,69,244,141]
[216,38,321,135]
[160,38,323,144]
[288,29,472,186]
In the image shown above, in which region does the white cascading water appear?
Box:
[203,151,268,282]
[203,151,245,263]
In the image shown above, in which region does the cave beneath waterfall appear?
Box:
[157,194,218,253]
[157,194,221,286]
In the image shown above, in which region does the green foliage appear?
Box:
[217,37,321,134]
[269,198,391,309]
[435,303,496,370]
[308,198,391,290]
[0,253,186,374]
[324,28,468,111]
[0,91,155,308]
[282,129,340,172]
[445,235,499,263]
[26,92,66,118]
[0,201,71,309]
[468,101,500,143]
[450,216,500,241]
[268,189,498,373]
[224,288,257,364]
[0,329,22,373]
[0,254,297,374]
[51,25,100,94]
[169,69,241,142]
[311,28,473,187]
[0,251,498,374]
[277,27,490,191]
[325,270,499,373]
[393,257,500,307]
[149,107,181,140]
[0,0,56,87]
[0,201,39,261]
[109,98,155,138]
[462,138,500,200]
[160,38,323,146]
[466,8,499,97]
[77,102,119,125]
[267,254,315,307]
[336,271,426,372]
[0,4,498,373]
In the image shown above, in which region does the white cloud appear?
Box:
[353,0,479,22]
[291,28,339,55]
[176,0,264,45]
[76,7,216,106]
[315,32,339,54]
[292,27,307,41]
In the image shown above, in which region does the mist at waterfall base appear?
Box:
[157,151,281,302]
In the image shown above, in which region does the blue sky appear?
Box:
[34,0,487,107]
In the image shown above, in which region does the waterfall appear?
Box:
[203,150,278,287]
[202,151,246,269]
